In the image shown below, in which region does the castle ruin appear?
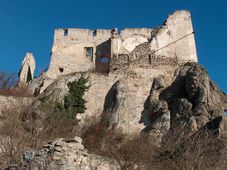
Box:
[45,10,197,79]
[19,10,199,135]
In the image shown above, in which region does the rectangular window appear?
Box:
[64,29,68,36]
[93,30,97,37]
[85,47,93,61]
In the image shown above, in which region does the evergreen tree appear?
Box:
[64,75,90,118]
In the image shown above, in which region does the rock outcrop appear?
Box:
[140,62,227,142]
[3,62,227,170]
[139,76,170,143]
[100,80,127,132]
[21,137,119,170]
[18,53,36,86]
[24,64,175,136]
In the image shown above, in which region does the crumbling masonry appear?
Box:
[19,10,200,135]
[44,10,197,79]
[19,10,197,84]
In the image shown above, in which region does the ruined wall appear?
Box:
[111,10,197,64]
[18,53,35,85]
[45,10,197,80]
[150,10,197,62]
[46,29,112,79]
[111,28,152,55]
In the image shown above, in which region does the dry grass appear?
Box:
[0,99,80,169]
[157,128,225,170]
[0,103,226,170]
[0,72,32,97]
[82,121,226,170]
[0,103,36,169]
[0,85,32,97]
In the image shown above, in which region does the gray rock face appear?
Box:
[140,62,227,141]
[100,80,127,131]
[18,53,36,86]
[139,76,170,143]
[22,136,119,170]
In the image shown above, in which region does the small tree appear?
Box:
[36,75,90,140]
[64,75,90,118]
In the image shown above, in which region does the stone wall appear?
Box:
[111,28,153,55]
[111,10,198,66]
[150,10,197,62]
[45,10,197,80]
[46,29,112,79]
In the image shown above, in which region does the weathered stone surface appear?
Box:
[18,53,36,85]
[162,62,227,130]
[24,61,176,135]
[110,10,197,73]
[44,10,197,79]
[22,136,120,170]
[140,62,227,143]
[27,74,53,96]
[100,80,127,132]
[5,164,19,170]
[150,10,197,62]
[139,76,170,143]
[46,29,112,79]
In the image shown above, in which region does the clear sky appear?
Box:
[0,0,226,92]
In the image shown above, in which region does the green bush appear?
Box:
[40,75,90,120]
[64,75,90,118]
[38,75,90,139]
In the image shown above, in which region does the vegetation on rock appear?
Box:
[37,75,90,140]
[64,75,90,118]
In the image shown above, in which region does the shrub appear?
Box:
[0,103,35,169]
[64,75,90,118]
[82,121,226,170]
[37,75,90,140]
[158,129,225,170]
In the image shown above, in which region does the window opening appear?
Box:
[93,30,97,37]
[59,67,64,73]
[64,29,68,36]
[85,47,93,61]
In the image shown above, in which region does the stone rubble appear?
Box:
[22,136,120,170]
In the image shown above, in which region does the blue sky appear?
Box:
[0,0,226,92]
